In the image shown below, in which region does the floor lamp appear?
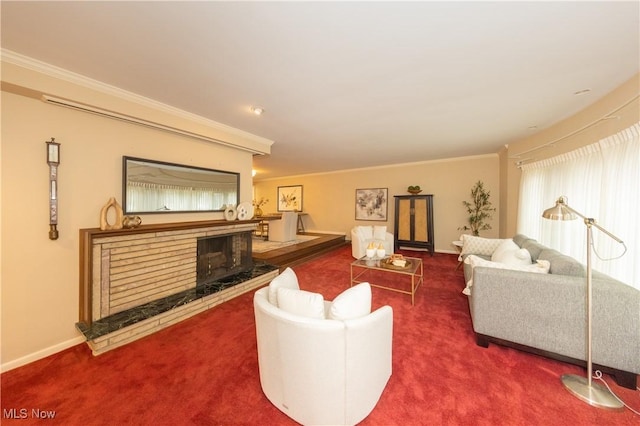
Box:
[542,196,625,410]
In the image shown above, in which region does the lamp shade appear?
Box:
[542,197,577,221]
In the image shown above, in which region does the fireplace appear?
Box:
[197,231,253,286]
[77,220,280,355]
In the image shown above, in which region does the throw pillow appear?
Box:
[491,239,532,266]
[357,225,374,240]
[268,267,300,306]
[329,282,372,321]
[460,234,506,258]
[373,226,387,241]
[276,287,325,319]
[462,255,551,295]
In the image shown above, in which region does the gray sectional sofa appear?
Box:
[463,234,640,389]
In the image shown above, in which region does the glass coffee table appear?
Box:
[350,256,423,305]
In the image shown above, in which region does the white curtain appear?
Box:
[126,182,237,212]
[517,122,640,290]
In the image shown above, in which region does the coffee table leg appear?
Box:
[411,275,415,306]
[413,261,423,306]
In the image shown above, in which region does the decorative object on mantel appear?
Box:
[100,197,124,230]
[122,215,142,229]
[236,201,254,220]
[46,138,61,240]
[458,180,496,236]
[224,204,238,221]
[407,185,422,195]
[253,197,269,217]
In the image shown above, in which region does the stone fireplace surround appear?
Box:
[77,220,279,355]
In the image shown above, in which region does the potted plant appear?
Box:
[253,197,269,217]
[458,181,496,236]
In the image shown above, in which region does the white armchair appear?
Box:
[254,269,393,426]
[351,225,394,258]
[268,212,298,242]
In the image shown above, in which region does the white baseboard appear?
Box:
[437,249,458,255]
[304,229,346,236]
[399,246,458,255]
[1,336,85,373]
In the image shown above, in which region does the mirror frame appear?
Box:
[122,156,240,214]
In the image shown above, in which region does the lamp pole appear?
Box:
[542,197,624,410]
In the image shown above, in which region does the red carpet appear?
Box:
[2,246,638,425]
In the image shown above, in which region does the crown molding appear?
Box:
[255,153,498,182]
[1,49,274,149]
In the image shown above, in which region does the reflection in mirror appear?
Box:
[123,157,239,214]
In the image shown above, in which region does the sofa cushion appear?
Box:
[329,282,372,320]
[460,234,506,257]
[521,240,547,261]
[277,287,326,319]
[463,255,551,295]
[538,249,586,277]
[268,267,300,306]
[512,234,534,248]
[491,239,532,266]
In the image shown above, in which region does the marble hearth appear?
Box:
[77,220,278,355]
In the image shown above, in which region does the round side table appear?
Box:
[453,240,463,270]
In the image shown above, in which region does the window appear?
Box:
[517,123,640,290]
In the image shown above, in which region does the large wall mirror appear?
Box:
[123,156,240,214]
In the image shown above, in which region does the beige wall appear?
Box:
[254,73,639,250]
[2,53,637,372]
[253,154,501,251]
[1,61,268,370]
[502,73,639,235]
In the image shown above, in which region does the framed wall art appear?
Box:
[277,185,303,212]
[355,188,388,221]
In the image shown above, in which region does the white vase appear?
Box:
[365,248,376,258]
[376,248,386,258]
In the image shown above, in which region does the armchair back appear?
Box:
[268,212,298,242]
[254,286,393,425]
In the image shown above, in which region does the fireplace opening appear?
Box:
[197,231,253,286]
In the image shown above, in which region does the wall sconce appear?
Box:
[46,138,60,240]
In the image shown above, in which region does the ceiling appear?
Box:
[2,1,639,180]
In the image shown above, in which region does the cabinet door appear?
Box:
[413,197,429,242]
[397,198,412,241]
